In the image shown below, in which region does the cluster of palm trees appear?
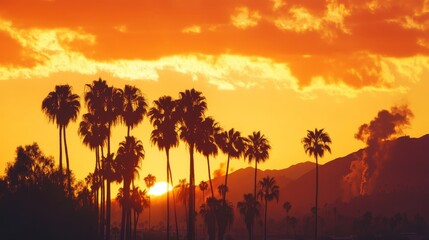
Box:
[42,78,332,240]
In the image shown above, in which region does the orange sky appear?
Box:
[1,0,429,194]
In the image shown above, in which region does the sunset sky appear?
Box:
[1,0,429,194]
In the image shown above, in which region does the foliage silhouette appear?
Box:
[216,128,245,201]
[148,95,179,240]
[116,136,144,240]
[196,117,222,198]
[177,88,207,240]
[0,143,95,240]
[144,174,156,230]
[257,176,279,240]
[237,193,260,240]
[302,128,332,240]
[244,131,271,198]
[42,84,80,196]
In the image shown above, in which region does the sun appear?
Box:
[148,181,173,196]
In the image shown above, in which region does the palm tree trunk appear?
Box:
[95,148,100,239]
[223,155,231,201]
[188,143,196,240]
[107,123,113,240]
[206,156,215,198]
[166,149,170,240]
[59,125,63,182]
[254,161,258,198]
[101,174,105,240]
[315,155,319,240]
[63,126,72,196]
[107,178,111,240]
[264,199,268,240]
[168,163,179,240]
[121,178,131,240]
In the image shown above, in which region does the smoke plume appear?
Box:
[213,162,226,179]
[342,105,413,200]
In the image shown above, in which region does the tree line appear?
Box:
[1,77,333,240]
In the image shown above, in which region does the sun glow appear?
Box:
[148,182,173,196]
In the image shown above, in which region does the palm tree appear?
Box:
[144,174,156,230]
[200,197,219,240]
[283,201,292,237]
[237,194,260,240]
[42,84,80,196]
[148,95,179,240]
[244,131,271,198]
[289,216,298,239]
[85,78,123,240]
[116,136,145,240]
[199,181,208,202]
[177,88,207,240]
[121,84,147,137]
[196,117,222,198]
[302,128,332,240]
[216,128,245,201]
[216,200,234,240]
[131,187,149,240]
[257,176,280,240]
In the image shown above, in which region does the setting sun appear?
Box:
[148,181,173,196]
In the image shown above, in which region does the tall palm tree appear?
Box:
[148,95,179,240]
[116,136,145,240]
[196,117,222,198]
[257,176,280,240]
[121,84,147,137]
[42,84,80,195]
[144,174,156,230]
[177,88,207,240]
[78,112,108,238]
[199,181,208,202]
[244,131,271,198]
[216,128,245,201]
[283,201,292,237]
[237,193,260,240]
[85,78,123,240]
[302,128,332,240]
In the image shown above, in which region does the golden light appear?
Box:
[148,181,173,196]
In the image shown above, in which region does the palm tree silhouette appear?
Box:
[199,181,208,202]
[283,201,292,237]
[237,193,260,240]
[199,197,219,240]
[177,88,207,240]
[85,78,123,240]
[42,84,80,196]
[121,84,147,137]
[244,131,271,198]
[116,136,144,240]
[216,128,245,201]
[131,187,149,240]
[217,199,235,240]
[302,128,332,240]
[144,174,156,230]
[148,95,179,240]
[257,176,279,240]
[196,117,222,199]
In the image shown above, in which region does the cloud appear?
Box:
[273,0,351,39]
[182,25,201,34]
[231,7,261,29]
[1,0,429,96]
